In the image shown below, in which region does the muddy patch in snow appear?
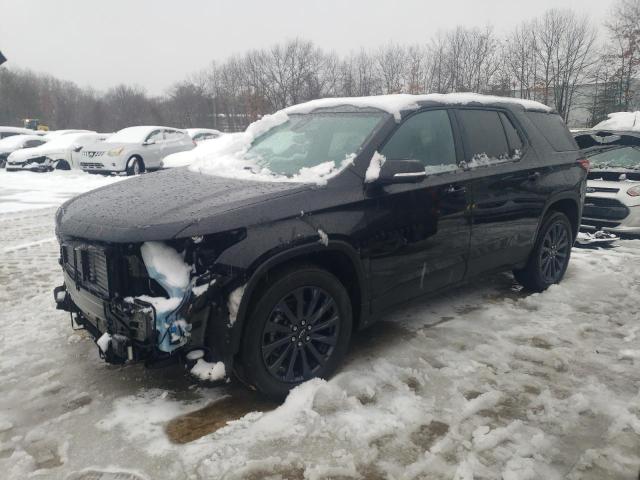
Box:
[165,388,278,444]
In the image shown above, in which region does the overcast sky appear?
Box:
[1,0,613,95]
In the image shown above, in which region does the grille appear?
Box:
[63,244,110,297]
[583,196,630,221]
[82,151,105,158]
[80,162,105,169]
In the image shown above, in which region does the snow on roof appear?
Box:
[106,126,165,143]
[0,134,45,149]
[185,128,222,136]
[284,92,552,121]
[593,112,640,132]
[0,126,36,135]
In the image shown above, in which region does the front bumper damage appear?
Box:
[54,262,241,381]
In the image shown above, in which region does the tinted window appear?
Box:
[499,112,524,155]
[1,132,19,139]
[457,109,510,161]
[381,110,457,170]
[25,140,44,147]
[527,112,577,151]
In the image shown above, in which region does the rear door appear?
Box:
[454,108,547,276]
[366,109,473,311]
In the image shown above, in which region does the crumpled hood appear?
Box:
[8,147,55,162]
[56,168,313,243]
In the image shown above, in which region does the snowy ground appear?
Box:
[1,171,639,480]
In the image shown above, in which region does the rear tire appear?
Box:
[514,211,573,292]
[126,156,144,176]
[238,266,352,400]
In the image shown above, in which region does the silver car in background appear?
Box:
[80,126,196,175]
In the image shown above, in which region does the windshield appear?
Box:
[0,135,37,149]
[245,112,384,176]
[106,127,153,144]
[589,146,640,170]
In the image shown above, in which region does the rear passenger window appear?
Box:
[499,112,524,156]
[381,109,457,173]
[527,112,577,151]
[456,109,510,163]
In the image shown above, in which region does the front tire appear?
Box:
[54,160,71,170]
[126,156,144,176]
[514,211,573,292]
[239,266,352,399]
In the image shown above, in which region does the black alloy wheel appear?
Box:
[238,266,352,399]
[261,286,340,383]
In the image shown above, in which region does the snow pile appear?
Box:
[227,286,245,326]
[189,359,226,382]
[364,151,386,183]
[593,111,640,132]
[285,92,552,121]
[139,242,193,352]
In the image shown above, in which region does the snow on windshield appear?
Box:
[106,126,157,144]
[35,132,97,150]
[187,111,364,185]
[593,111,640,132]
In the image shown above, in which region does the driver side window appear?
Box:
[147,130,164,143]
[381,110,458,173]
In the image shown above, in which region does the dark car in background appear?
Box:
[53,94,587,398]
[574,130,640,236]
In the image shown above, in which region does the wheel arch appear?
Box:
[541,194,581,240]
[229,240,369,356]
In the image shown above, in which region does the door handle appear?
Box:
[528,171,541,181]
[444,184,466,195]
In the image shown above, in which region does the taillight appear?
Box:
[577,158,590,172]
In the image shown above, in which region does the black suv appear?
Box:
[54,94,587,398]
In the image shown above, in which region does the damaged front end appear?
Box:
[53,230,247,380]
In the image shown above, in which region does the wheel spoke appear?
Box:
[307,342,326,366]
[264,321,291,334]
[267,343,293,374]
[305,288,321,319]
[285,347,299,381]
[311,333,337,346]
[295,289,304,319]
[309,298,335,325]
[300,347,312,378]
[263,335,293,355]
[276,301,298,324]
[311,315,338,332]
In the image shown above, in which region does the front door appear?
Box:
[364,109,473,312]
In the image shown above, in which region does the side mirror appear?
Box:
[72,144,83,152]
[143,139,155,146]
[377,159,426,184]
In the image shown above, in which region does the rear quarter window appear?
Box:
[527,112,577,152]
[456,109,510,161]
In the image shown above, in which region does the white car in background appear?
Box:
[574,128,640,236]
[0,134,48,168]
[0,126,41,139]
[79,126,196,175]
[43,129,93,140]
[185,128,223,143]
[6,132,106,172]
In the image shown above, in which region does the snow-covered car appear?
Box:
[0,134,47,168]
[575,128,640,236]
[0,126,40,139]
[54,93,586,399]
[185,128,223,144]
[43,129,93,140]
[161,132,234,169]
[79,126,196,175]
[6,132,105,172]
